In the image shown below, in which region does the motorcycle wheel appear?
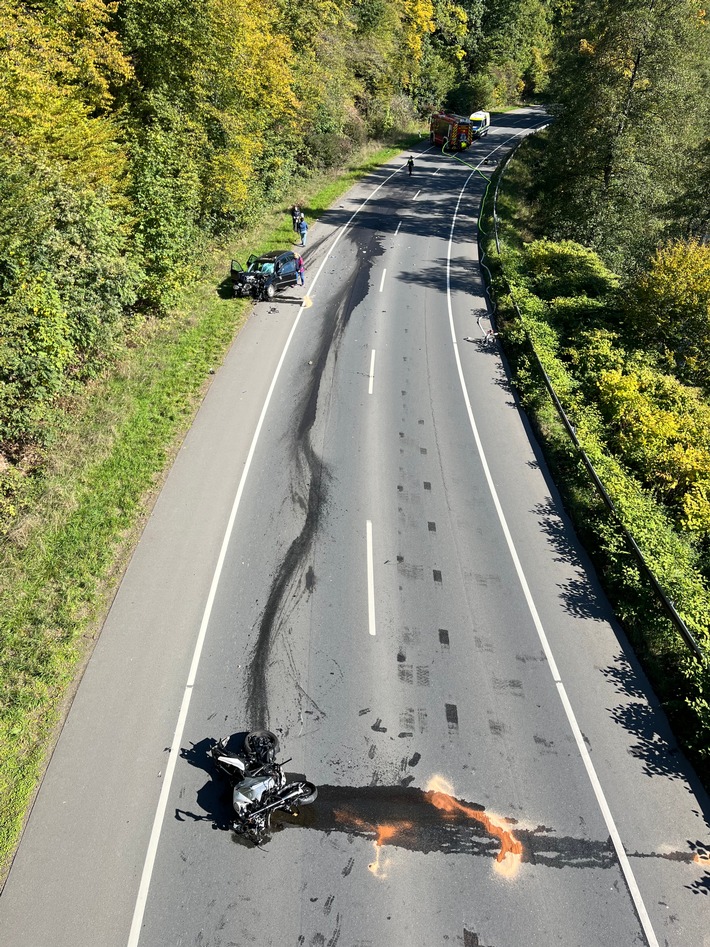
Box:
[292,781,318,805]
[244,729,280,761]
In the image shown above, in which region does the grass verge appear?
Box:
[0,136,414,880]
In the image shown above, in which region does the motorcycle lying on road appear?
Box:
[211,730,318,845]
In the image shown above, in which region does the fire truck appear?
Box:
[429,110,491,150]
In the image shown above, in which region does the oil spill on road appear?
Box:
[272,783,619,875]
[177,744,708,887]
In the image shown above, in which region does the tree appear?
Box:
[0,0,139,444]
[460,0,552,106]
[543,0,710,268]
[625,240,710,392]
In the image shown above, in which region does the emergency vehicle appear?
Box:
[429,110,491,150]
[469,110,491,138]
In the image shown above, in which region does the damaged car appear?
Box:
[230,250,299,301]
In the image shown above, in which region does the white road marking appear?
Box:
[369,349,376,395]
[413,190,421,200]
[379,269,386,292]
[395,222,402,235]
[366,520,376,636]
[445,150,660,947]
[127,156,410,947]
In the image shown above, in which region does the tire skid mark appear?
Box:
[247,228,385,727]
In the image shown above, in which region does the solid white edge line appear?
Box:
[127,156,409,947]
[413,189,421,200]
[366,520,376,636]
[379,268,386,293]
[395,221,402,235]
[369,349,376,395]
[444,137,660,947]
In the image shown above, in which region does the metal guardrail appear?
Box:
[480,140,705,661]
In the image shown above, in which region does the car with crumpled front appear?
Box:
[230,250,299,300]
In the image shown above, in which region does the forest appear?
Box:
[0,0,709,864]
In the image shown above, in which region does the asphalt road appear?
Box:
[1,107,709,947]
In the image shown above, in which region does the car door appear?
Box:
[276,253,297,290]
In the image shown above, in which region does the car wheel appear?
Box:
[265,283,276,300]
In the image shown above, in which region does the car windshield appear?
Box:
[248,259,275,274]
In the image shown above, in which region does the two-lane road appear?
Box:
[1,107,708,947]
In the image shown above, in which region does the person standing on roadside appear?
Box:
[407,156,414,176]
[291,205,301,231]
[298,215,309,246]
[296,254,305,286]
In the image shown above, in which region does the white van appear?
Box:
[469,110,491,138]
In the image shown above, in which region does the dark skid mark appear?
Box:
[371,718,387,733]
[445,703,459,729]
[464,931,488,947]
[247,240,373,724]
[246,437,328,727]
[305,564,316,592]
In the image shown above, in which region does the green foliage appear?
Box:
[542,0,710,268]
[126,96,205,310]
[624,240,710,392]
[0,1,140,446]
[0,277,72,445]
[476,0,553,103]
[593,364,710,534]
[523,239,619,299]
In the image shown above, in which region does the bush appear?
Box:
[524,239,619,299]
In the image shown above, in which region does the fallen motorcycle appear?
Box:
[211,730,318,845]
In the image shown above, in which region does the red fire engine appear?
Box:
[429,110,491,150]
